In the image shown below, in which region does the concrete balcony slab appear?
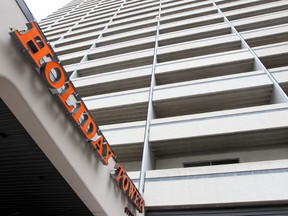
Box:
[155,49,254,85]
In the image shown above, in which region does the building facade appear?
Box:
[1,0,288,215]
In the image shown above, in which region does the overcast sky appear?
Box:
[25,0,72,21]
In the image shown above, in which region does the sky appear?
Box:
[25,0,72,21]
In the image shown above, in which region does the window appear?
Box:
[183,158,239,168]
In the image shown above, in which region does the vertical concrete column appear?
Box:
[138,0,162,199]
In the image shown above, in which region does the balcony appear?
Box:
[143,160,288,208]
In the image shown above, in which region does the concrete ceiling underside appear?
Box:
[0,99,93,216]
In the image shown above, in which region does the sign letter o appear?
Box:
[40,61,66,89]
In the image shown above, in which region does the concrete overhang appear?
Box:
[0,1,137,215]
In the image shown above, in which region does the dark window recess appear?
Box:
[183,158,239,168]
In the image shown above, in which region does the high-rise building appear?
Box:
[1,0,288,215]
